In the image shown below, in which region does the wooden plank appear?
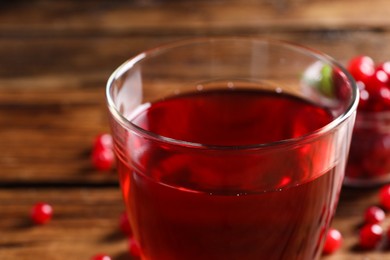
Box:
[0,0,390,35]
[0,37,176,79]
[1,32,390,81]
[0,187,134,260]
[0,107,117,183]
[0,187,388,259]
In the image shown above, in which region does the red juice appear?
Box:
[115,88,343,260]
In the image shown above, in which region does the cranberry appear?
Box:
[119,211,132,236]
[361,66,390,111]
[31,202,53,225]
[322,228,342,254]
[93,133,113,150]
[359,224,383,249]
[91,146,115,171]
[367,68,390,89]
[364,206,385,224]
[377,61,390,83]
[91,133,115,171]
[380,185,390,210]
[347,55,375,84]
[129,237,141,257]
[91,254,111,260]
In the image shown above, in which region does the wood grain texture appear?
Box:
[1,0,390,35]
[1,0,390,259]
[0,188,133,260]
[0,187,387,259]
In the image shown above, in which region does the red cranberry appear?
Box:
[31,202,53,225]
[359,224,383,249]
[380,185,390,210]
[119,211,132,236]
[91,146,115,171]
[366,68,389,86]
[322,228,342,254]
[377,61,390,83]
[91,254,112,260]
[94,133,113,150]
[129,237,141,257]
[363,68,390,111]
[364,206,385,224]
[347,55,375,84]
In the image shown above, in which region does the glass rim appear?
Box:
[106,37,359,150]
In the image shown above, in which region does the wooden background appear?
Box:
[1,0,390,259]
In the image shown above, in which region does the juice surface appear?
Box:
[131,89,333,146]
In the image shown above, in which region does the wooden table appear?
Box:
[1,1,390,259]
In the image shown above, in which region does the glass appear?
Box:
[106,38,358,260]
[345,111,390,186]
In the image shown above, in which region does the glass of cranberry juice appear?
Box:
[106,38,358,260]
